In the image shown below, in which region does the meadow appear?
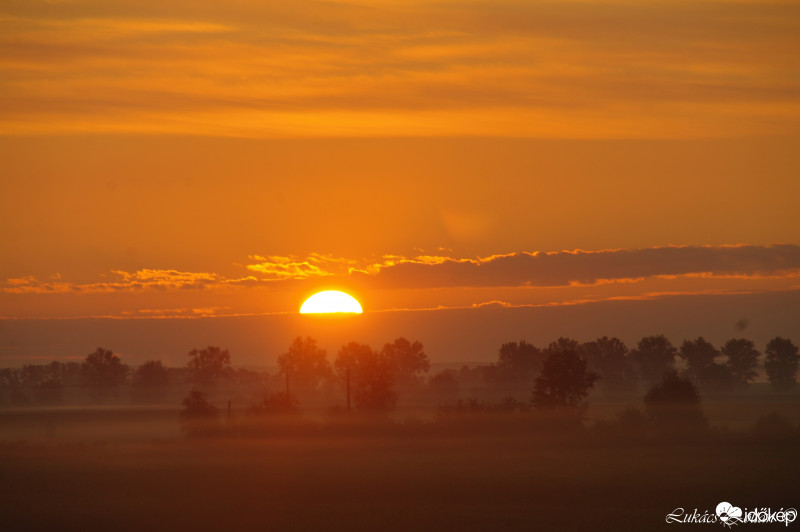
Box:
[1,390,798,532]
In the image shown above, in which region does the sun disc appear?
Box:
[300,290,363,314]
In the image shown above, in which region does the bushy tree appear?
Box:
[132,360,170,402]
[643,370,706,432]
[532,340,599,409]
[764,337,799,390]
[278,337,332,394]
[546,337,581,356]
[335,342,396,413]
[0,368,27,405]
[81,348,129,400]
[680,337,731,388]
[187,346,232,387]
[630,335,677,384]
[133,360,170,388]
[180,389,220,437]
[382,337,430,387]
[20,363,65,404]
[581,336,636,391]
[721,338,760,386]
[491,340,543,384]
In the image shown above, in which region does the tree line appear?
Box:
[1,334,797,414]
[479,334,799,392]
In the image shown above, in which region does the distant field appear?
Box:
[1,405,798,532]
[2,384,798,444]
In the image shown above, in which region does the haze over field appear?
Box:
[1,2,798,530]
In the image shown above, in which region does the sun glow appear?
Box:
[300,290,363,314]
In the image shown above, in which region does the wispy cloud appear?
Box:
[1,269,254,294]
[120,306,228,318]
[245,253,356,280]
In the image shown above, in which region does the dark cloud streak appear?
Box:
[364,245,800,289]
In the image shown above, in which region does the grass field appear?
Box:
[1,405,798,532]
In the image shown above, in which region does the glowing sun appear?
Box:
[300,290,363,314]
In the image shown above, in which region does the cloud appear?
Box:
[360,244,800,289]
[4,245,799,299]
[0,269,246,294]
[120,306,228,318]
[245,253,355,280]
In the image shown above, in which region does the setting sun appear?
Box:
[300,290,363,314]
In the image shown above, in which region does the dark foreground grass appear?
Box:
[1,423,798,532]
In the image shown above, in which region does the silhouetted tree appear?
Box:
[35,378,63,405]
[721,338,760,386]
[532,340,599,409]
[278,337,332,394]
[764,337,799,390]
[180,389,220,437]
[81,348,129,400]
[680,337,731,388]
[643,370,706,432]
[0,368,28,405]
[335,342,396,413]
[581,336,636,391]
[491,340,543,384]
[133,360,170,388]
[382,337,430,387]
[19,363,64,404]
[132,360,170,402]
[630,335,677,384]
[21,364,47,387]
[187,346,232,387]
[546,337,581,356]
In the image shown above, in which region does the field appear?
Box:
[1,398,798,532]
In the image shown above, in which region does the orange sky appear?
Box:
[1,0,799,344]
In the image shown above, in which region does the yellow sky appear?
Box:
[1,0,800,322]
